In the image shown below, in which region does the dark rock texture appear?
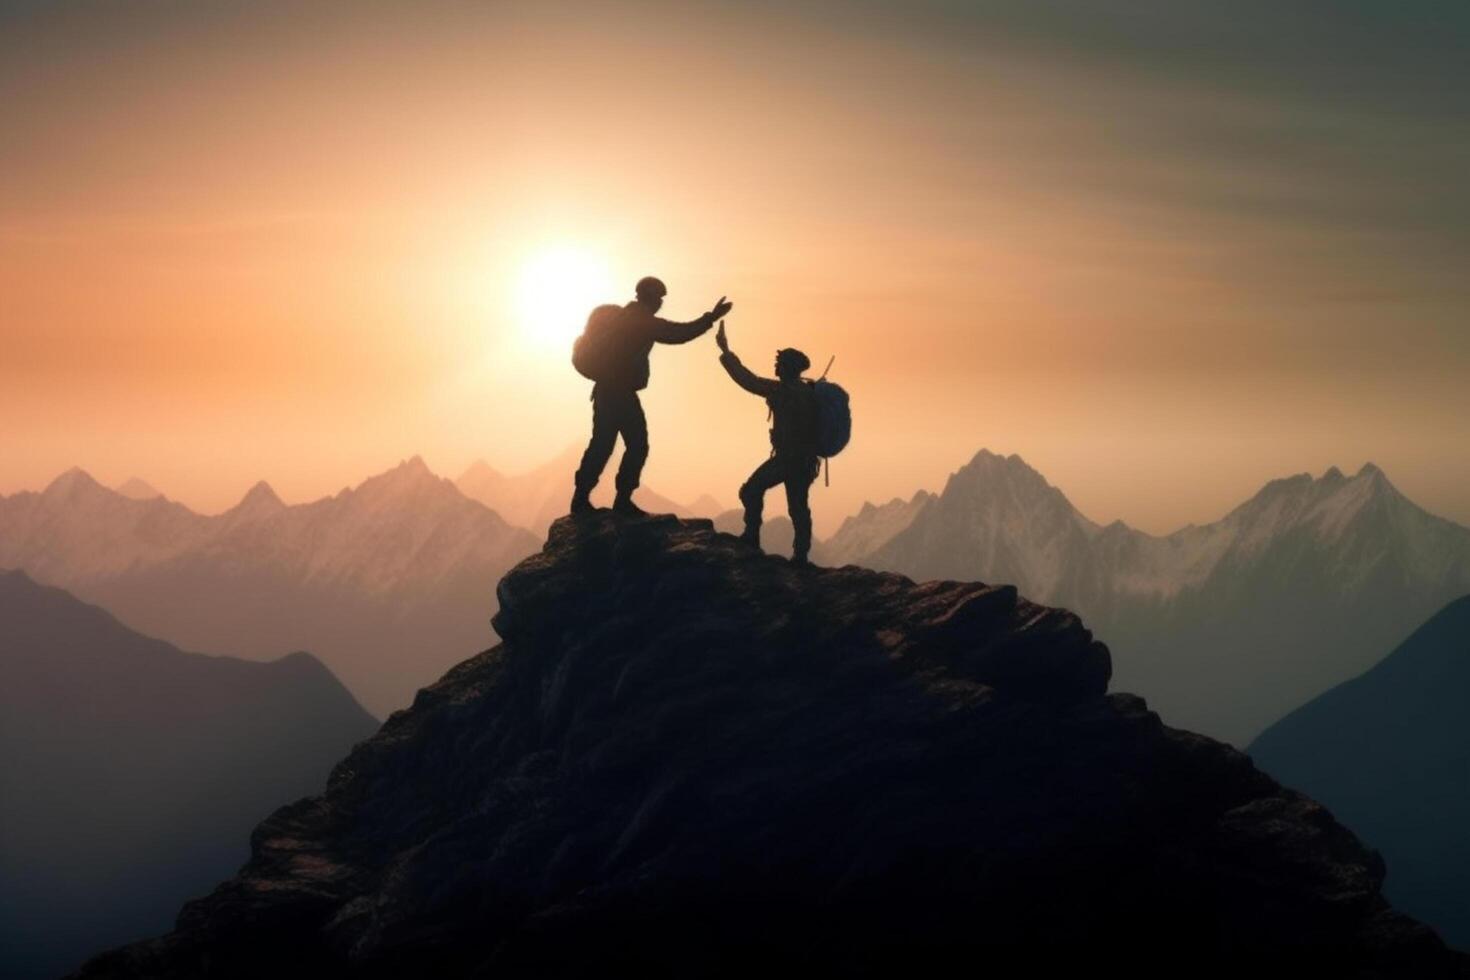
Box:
[77,515,1468,978]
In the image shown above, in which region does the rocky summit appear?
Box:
[77,514,1467,978]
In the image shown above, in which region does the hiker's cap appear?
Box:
[635,276,667,301]
[776,348,811,374]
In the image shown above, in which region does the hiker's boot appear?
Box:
[612,493,647,517]
[739,526,760,549]
[569,489,594,515]
[790,550,810,567]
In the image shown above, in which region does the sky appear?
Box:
[3,0,1468,536]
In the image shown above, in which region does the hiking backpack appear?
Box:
[571,304,627,382]
[810,378,851,459]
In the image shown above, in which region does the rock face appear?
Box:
[77,516,1467,978]
[1251,595,1470,949]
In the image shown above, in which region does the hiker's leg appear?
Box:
[613,392,649,498]
[784,457,818,560]
[574,385,620,496]
[739,457,785,541]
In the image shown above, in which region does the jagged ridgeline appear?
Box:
[77,516,1468,978]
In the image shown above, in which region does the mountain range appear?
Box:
[1251,595,1470,949]
[0,570,377,980]
[8,447,1467,741]
[0,458,540,715]
[830,450,1470,745]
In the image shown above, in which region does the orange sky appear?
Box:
[4,1,1469,536]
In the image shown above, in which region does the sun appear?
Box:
[513,244,617,350]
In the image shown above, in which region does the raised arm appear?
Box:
[648,295,734,344]
[716,321,781,398]
[648,311,717,345]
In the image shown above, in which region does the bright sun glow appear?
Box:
[514,244,617,350]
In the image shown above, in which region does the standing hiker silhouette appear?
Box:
[715,320,820,564]
[571,277,732,516]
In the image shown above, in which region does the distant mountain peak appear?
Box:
[458,459,502,483]
[687,494,725,517]
[115,477,162,500]
[1259,472,1315,495]
[1314,462,1390,491]
[337,456,494,528]
[1328,461,1399,501]
[944,449,1079,524]
[42,466,107,499]
[1340,463,1403,506]
[951,449,1042,485]
[964,447,1033,471]
[229,480,286,518]
[1243,462,1403,513]
[856,491,929,519]
[357,456,446,498]
[1355,461,1390,486]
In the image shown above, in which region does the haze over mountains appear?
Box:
[455,446,716,535]
[1251,596,1470,949]
[6,446,1465,743]
[112,478,161,501]
[833,450,1470,745]
[0,570,376,980]
[0,458,539,715]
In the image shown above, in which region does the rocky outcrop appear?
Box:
[77,515,1468,978]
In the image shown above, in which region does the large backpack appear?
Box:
[809,378,851,459]
[571,304,627,382]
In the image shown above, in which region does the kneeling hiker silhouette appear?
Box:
[715,320,831,564]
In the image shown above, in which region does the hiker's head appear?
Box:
[775,348,810,381]
[635,276,667,313]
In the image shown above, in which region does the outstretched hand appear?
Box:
[710,296,733,320]
[716,320,729,353]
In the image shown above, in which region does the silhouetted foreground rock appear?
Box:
[76,515,1468,978]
